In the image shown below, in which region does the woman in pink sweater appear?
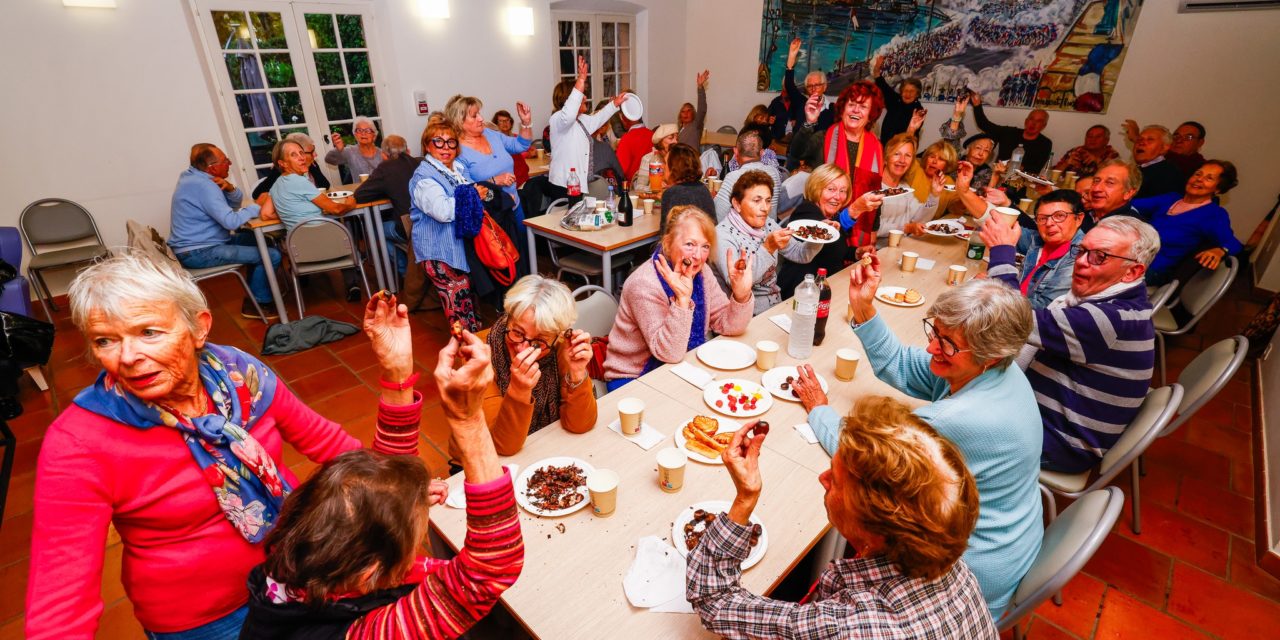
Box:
[604,206,755,390]
[26,254,431,640]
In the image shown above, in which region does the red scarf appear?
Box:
[823,125,883,247]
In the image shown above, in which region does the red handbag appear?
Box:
[474,213,520,286]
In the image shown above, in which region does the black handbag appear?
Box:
[0,311,55,365]
[0,260,16,286]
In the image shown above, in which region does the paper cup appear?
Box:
[629,194,640,210]
[755,340,779,371]
[993,206,1021,228]
[887,229,903,247]
[656,448,686,493]
[948,264,969,286]
[901,251,919,273]
[618,397,644,435]
[583,196,597,210]
[587,469,619,516]
[642,198,655,216]
[1018,198,1034,213]
[358,173,369,183]
[835,348,860,381]
[1049,169,1062,183]
[536,148,546,160]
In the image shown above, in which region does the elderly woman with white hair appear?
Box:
[25,253,431,640]
[252,131,331,198]
[451,274,596,471]
[791,268,1044,619]
[325,115,385,179]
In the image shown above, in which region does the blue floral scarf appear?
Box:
[643,247,707,374]
[73,343,288,544]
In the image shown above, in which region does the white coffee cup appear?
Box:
[755,340,779,371]
[887,229,904,247]
[901,251,919,272]
[993,206,1021,228]
[835,348,860,381]
[587,469,619,516]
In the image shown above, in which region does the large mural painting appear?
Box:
[757,0,1143,113]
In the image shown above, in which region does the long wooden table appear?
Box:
[245,184,390,323]
[523,209,661,293]
[429,229,981,637]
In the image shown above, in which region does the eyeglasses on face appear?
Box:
[508,325,557,352]
[429,137,459,149]
[1034,210,1080,224]
[922,318,970,358]
[354,127,376,134]
[1073,245,1138,266]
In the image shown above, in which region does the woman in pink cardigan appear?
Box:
[604,206,755,390]
[26,253,432,640]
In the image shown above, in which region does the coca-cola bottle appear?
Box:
[813,268,831,346]
[566,167,582,205]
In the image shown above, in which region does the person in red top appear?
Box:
[241,329,524,640]
[26,253,433,640]
[615,111,653,180]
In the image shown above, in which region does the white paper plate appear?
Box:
[871,185,915,199]
[1016,170,1054,186]
[924,219,964,237]
[696,340,756,370]
[326,190,353,199]
[955,230,972,241]
[673,415,743,465]
[875,285,925,308]
[672,500,768,570]
[621,93,644,120]
[514,456,595,517]
[761,366,829,402]
[785,220,840,244]
[704,379,772,418]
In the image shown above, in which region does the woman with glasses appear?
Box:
[979,188,1086,309]
[443,275,598,472]
[325,115,385,180]
[1133,160,1242,286]
[604,206,754,391]
[792,269,1043,619]
[409,120,491,332]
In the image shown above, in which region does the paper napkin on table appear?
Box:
[445,464,520,509]
[607,419,667,450]
[623,536,695,613]
[672,362,715,389]
[794,423,819,445]
[769,314,792,333]
[916,257,937,270]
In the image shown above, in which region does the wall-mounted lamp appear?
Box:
[417,0,449,19]
[506,7,534,36]
[63,0,117,7]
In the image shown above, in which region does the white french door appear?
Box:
[191,0,391,187]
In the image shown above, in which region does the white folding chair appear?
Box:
[572,284,618,399]
[1153,256,1237,385]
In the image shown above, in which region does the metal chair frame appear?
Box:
[1155,256,1238,385]
[284,218,371,319]
[18,198,110,321]
[188,264,269,324]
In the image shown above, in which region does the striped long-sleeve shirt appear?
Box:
[989,245,1156,473]
[345,471,524,639]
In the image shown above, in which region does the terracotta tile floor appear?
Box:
[2,271,1278,639]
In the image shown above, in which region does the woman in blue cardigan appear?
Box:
[1135,160,1242,286]
[409,119,490,332]
[793,263,1043,619]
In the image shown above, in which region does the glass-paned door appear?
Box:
[195,1,389,187]
[552,13,635,106]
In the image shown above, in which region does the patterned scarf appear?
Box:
[644,246,707,373]
[487,314,562,434]
[726,207,767,241]
[74,343,289,544]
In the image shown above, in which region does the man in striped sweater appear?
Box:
[981,214,1160,473]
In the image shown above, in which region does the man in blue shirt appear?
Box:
[168,143,281,319]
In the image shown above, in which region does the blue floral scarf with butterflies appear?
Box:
[644,246,707,374]
[74,343,288,544]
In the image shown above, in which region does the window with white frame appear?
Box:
[552,13,635,105]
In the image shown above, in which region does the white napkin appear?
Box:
[769,314,792,333]
[607,419,667,450]
[623,536,695,613]
[445,464,520,509]
[794,423,819,445]
[917,257,937,270]
[672,362,715,389]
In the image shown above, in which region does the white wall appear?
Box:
[683,0,1280,243]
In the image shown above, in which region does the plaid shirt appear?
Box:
[687,516,997,639]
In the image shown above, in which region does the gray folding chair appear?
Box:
[572,284,618,399]
[1153,256,1237,385]
[284,218,370,319]
[188,265,269,324]
[716,125,738,135]
[544,198,633,286]
[19,198,110,320]
[997,487,1125,639]
[1148,278,1178,310]
[1039,384,1182,535]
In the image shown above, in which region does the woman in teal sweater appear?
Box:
[793,260,1043,619]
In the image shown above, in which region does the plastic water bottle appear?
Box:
[1005,144,1025,180]
[606,184,616,212]
[788,274,818,359]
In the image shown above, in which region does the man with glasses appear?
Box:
[782,38,835,135]
[169,143,282,320]
[982,213,1160,473]
[252,132,330,199]
[983,190,1086,309]
[1167,121,1207,177]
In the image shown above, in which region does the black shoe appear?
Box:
[347,286,363,303]
[0,396,23,420]
[242,298,280,320]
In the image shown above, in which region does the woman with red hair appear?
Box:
[790,80,888,247]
